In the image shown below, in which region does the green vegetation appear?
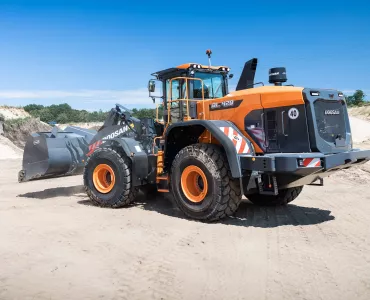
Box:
[24,103,109,124]
[4,117,33,127]
[345,90,368,107]
[131,107,163,120]
[22,103,164,124]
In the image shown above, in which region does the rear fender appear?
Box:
[103,138,149,186]
[164,120,254,178]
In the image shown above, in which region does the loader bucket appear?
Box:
[18,126,96,182]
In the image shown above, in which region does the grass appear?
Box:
[4,117,33,127]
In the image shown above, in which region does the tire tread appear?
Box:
[171,143,242,221]
[83,147,137,208]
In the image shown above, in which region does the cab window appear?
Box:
[193,72,225,99]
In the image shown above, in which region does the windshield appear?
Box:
[193,72,225,99]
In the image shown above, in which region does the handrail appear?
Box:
[152,136,161,153]
[168,77,206,123]
[155,103,164,124]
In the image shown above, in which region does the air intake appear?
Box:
[268,67,287,86]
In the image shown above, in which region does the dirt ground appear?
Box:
[1,155,370,300]
[1,115,370,300]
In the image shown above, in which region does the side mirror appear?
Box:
[148,80,156,93]
[229,74,234,79]
[148,79,163,103]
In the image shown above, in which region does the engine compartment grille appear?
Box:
[314,100,346,143]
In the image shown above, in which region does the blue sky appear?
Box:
[0,0,369,111]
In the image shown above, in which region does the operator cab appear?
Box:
[148,51,231,123]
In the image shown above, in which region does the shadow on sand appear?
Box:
[17,185,85,199]
[135,193,335,228]
[18,185,335,228]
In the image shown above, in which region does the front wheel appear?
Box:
[84,147,137,208]
[246,186,303,206]
[170,144,242,222]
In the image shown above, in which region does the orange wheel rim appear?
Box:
[93,164,116,194]
[180,165,208,203]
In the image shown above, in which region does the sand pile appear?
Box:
[0,106,30,120]
[2,118,51,149]
[58,122,103,130]
[348,105,370,122]
[349,116,370,143]
[0,135,22,160]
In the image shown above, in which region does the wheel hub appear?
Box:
[180,165,208,203]
[93,164,116,194]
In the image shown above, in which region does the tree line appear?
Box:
[345,90,367,106]
[23,103,163,124]
[24,104,109,124]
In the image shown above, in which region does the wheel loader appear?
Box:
[19,51,370,222]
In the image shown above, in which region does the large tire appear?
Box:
[246,186,303,206]
[84,147,137,208]
[170,144,242,222]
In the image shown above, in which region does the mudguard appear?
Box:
[165,120,254,178]
[102,138,149,186]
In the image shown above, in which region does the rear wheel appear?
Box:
[170,144,242,222]
[246,186,303,206]
[84,147,137,208]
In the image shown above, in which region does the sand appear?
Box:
[0,159,370,300]
[349,116,370,143]
[0,135,22,159]
[0,117,369,300]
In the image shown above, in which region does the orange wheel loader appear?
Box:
[21,51,370,222]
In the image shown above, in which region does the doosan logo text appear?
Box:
[102,126,128,140]
[324,110,340,115]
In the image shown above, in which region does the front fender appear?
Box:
[103,138,148,186]
[165,120,254,178]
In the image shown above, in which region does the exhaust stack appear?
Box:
[236,58,258,90]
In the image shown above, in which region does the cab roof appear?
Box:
[176,63,230,70]
[152,63,230,79]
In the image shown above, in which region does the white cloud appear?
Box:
[0,88,152,107]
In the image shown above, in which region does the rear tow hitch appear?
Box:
[308,177,324,186]
[257,174,278,195]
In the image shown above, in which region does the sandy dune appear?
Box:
[349,116,370,143]
[0,135,22,159]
